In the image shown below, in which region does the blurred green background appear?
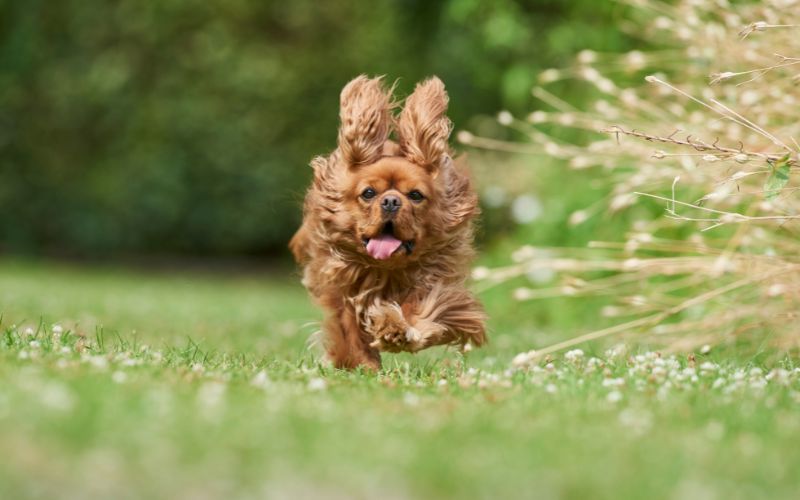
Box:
[0,0,632,259]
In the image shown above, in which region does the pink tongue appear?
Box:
[366,234,403,260]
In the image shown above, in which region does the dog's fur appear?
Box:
[290,75,486,370]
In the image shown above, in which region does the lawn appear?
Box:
[1,258,799,500]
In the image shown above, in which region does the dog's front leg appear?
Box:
[367,285,487,353]
[324,301,382,370]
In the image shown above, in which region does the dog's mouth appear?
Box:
[362,222,415,260]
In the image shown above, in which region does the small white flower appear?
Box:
[564,349,585,363]
[512,351,536,368]
[403,393,420,406]
[510,194,543,224]
[545,383,558,394]
[29,340,41,349]
[52,324,63,335]
[471,266,491,280]
[496,110,513,125]
[577,50,597,64]
[84,355,109,370]
[606,390,623,403]
[40,383,75,412]
[456,130,474,144]
[602,378,625,388]
[307,377,327,391]
[111,371,128,384]
[23,327,34,337]
[538,69,560,83]
[528,110,548,123]
[250,371,271,389]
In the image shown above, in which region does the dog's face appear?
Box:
[308,75,476,267]
[347,156,436,261]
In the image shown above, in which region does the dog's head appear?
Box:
[309,75,476,266]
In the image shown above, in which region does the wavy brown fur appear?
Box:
[290,75,486,370]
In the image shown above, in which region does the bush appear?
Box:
[0,0,629,257]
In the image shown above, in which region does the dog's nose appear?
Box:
[381,195,402,213]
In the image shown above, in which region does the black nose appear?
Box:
[381,195,401,213]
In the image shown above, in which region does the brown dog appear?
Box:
[290,75,486,370]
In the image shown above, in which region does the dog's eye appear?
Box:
[407,190,425,202]
[361,187,377,200]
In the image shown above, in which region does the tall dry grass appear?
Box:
[463,0,800,361]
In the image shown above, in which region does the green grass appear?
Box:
[1,258,799,500]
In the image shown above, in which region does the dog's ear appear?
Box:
[397,76,452,175]
[337,75,393,167]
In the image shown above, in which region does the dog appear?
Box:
[289,75,486,370]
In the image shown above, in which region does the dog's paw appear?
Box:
[365,302,420,353]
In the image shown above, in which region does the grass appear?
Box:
[1,257,799,500]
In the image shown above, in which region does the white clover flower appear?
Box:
[197,381,227,414]
[545,383,558,394]
[564,349,585,363]
[403,392,420,406]
[250,371,271,389]
[652,366,667,379]
[766,369,791,385]
[83,355,109,370]
[29,340,41,349]
[699,362,718,373]
[512,350,537,368]
[23,327,34,337]
[307,377,327,391]
[40,382,75,412]
[602,377,625,388]
[51,324,63,335]
[606,390,623,403]
[111,371,128,384]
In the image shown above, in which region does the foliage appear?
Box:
[467,0,800,356]
[0,0,630,256]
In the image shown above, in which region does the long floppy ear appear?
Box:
[337,75,394,167]
[397,76,452,174]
